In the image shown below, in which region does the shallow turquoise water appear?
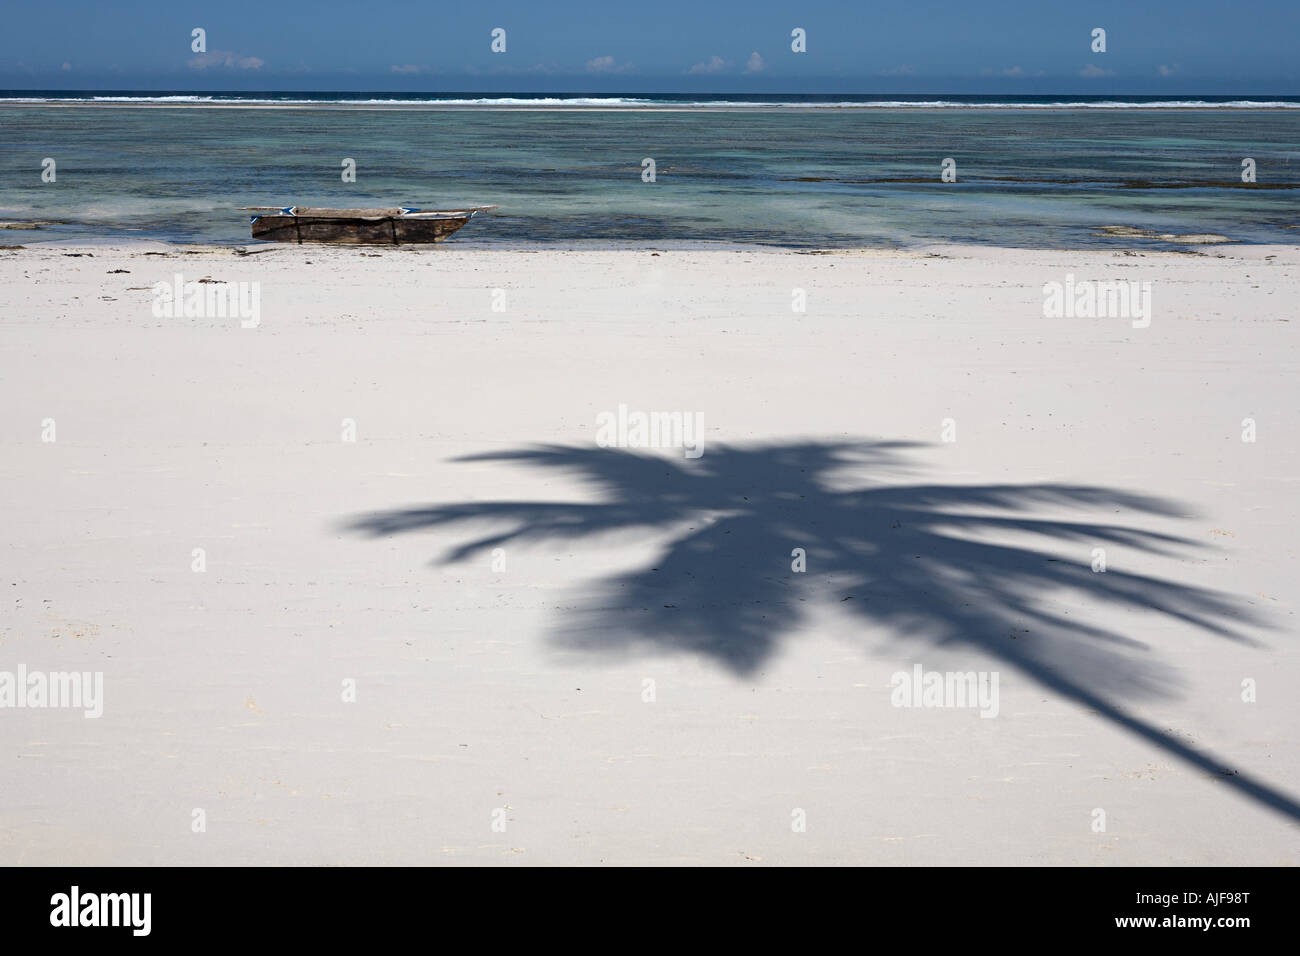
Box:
[2,104,1297,247]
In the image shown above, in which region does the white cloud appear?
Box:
[879,65,915,76]
[1158,63,1181,77]
[1079,63,1114,78]
[687,55,729,75]
[60,61,72,71]
[979,66,1024,78]
[188,50,264,70]
[390,64,423,74]
[744,51,764,74]
[586,55,633,74]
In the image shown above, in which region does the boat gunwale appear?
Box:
[241,205,497,221]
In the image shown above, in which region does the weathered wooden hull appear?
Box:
[251,212,472,244]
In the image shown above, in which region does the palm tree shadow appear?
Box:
[346,439,1300,821]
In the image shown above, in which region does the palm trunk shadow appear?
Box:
[345,440,1299,821]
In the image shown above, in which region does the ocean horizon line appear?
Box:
[3,90,1300,110]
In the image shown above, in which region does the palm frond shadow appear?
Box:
[347,440,1300,820]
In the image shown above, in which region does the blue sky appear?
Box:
[2,0,1297,93]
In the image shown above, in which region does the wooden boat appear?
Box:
[243,205,496,244]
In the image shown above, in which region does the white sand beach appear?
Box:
[0,241,1296,865]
